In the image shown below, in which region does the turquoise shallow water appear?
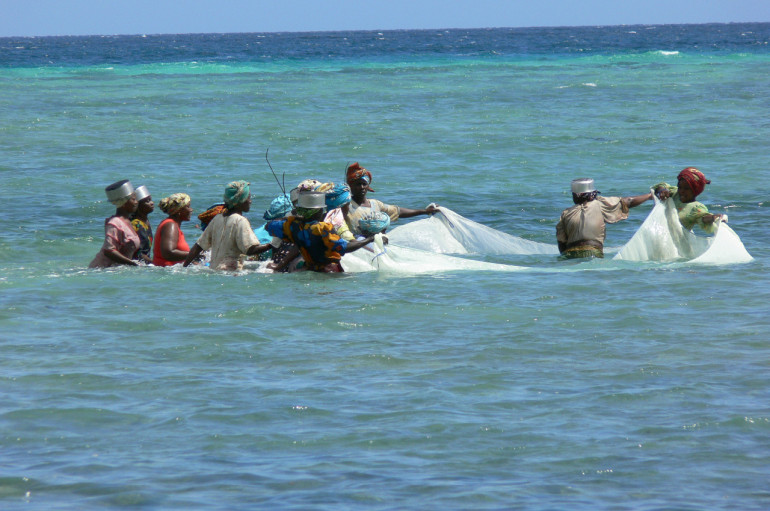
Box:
[1,25,770,510]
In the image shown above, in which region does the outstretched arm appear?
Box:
[398,204,440,218]
[622,192,654,209]
[344,236,375,253]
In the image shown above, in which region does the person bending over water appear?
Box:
[183,181,271,271]
[556,178,652,259]
[153,193,193,267]
[344,162,439,238]
[654,167,726,234]
[89,180,141,268]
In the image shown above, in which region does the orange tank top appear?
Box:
[152,218,190,266]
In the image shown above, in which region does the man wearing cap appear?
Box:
[556,178,653,259]
[265,190,376,272]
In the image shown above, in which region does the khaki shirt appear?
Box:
[556,196,629,247]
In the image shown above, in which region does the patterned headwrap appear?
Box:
[322,182,351,209]
[677,167,710,198]
[263,194,293,221]
[290,179,322,205]
[345,162,375,192]
[358,211,391,235]
[198,203,227,230]
[224,180,250,209]
[158,193,191,216]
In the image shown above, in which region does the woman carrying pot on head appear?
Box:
[152,193,193,267]
[89,180,141,268]
[130,185,154,264]
[266,190,375,273]
[344,162,439,238]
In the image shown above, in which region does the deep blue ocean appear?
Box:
[1,24,769,510]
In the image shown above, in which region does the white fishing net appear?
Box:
[614,197,753,264]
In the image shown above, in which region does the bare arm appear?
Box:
[397,204,440,219]
[622,192,654,209]
[183,243,204,267]
[104,249,139,266]
[159,221,189,261]
[344,236,376,253]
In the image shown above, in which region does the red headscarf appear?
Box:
[677,167,710,198]
[346,162,375,192]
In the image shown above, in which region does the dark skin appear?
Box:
[557,191,653,253]
[654,178,724,225]
[349,178,439,218]
[133,196,155,263]
[183,196,271,267]
[158,203,193,263]
[266,209,376,272]
[103,194,140,266]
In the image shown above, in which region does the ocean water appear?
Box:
[1,24,769,510]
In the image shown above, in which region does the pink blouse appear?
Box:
[89,216,141,268]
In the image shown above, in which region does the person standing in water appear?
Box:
[89,180,141,268]
[344,162,440,238]
[556,178,653,259]
[654,167,726,234]
[130,185,154,264]
[183,181,271,271]
[266,190,376,273]
[153,193,193,267]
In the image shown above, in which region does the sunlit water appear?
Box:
[1,24,769,510]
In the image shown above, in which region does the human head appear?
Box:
[677,167,710,201]
[105,180,135,207]
[570,178,599,204]
[159,193,192,220]
[295,191,326,220]
[290,179,322,207]
[323,183,351,210]
[263,194,293,221]
[134,186,154,214]
[346,162,374,192]
[224,180,250,209]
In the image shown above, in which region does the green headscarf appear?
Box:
[224,181,250,209]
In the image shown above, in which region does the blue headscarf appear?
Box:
[324,183,351,209]
[224,180,250,209]
[358,211,391,235]
[263,194,293,221]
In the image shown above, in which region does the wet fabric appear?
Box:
[614,197,752,263]
[654,183,716,233]
[152,218,190,267]
[89,216,141,268]
[130,217,153,260]
[555,196,629,248]
[195,212,259,271]
[266,217,348,271]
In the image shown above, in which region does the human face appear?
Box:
[122,193,139,214]
[350,178,369,201]
[138,196,155,214]
[677,178,695,203]
[181,204,193,221]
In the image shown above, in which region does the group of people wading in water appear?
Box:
[90,162,725,271]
